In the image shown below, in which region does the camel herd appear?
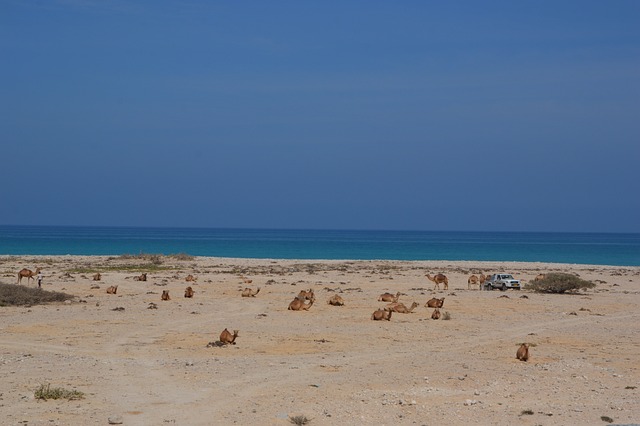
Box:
[14,267,533,359]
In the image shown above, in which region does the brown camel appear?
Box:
[426,273,448,290]
[534,274,545,281]
[92,273,101,281]
[371,308,392,321]
[241,287,260,297]
[288,297,314,311]
[184,286,194,298]
[425,297,445,308]
[106,285,118,294]
[297,289,315,301]
[431,308,441,320]
[161,290,170,301]
[468,274,479,290]
[327,294,345,306]
[134,273,147,282]
[385,301,419,313]
[17,268,40,285]
[516,343,529,361]
[377,291,401,303]
[219,328,239,345]
[185,274,196,282]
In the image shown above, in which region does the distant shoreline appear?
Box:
[3,254,639,271]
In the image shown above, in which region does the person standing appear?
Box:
[37,271,43,289]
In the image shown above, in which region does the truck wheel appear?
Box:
[501,283,507,291]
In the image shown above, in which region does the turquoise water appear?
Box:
[0,226,639,266]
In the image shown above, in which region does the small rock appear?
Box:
[108,415,123,424]
[464,399,478,406]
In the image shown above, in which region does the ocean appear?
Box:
[1,226,639,266]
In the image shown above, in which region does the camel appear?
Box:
[92,273,101,281]
[534,274,545,281]
[327,294,345,306]
[425,297,445,308]
[385,301,419,313]
[219,328,239,345]
[241,287,260,297]
[468,275,479,290]
[17,268,40,285]
[134,273,147,282]
[516,343,529,361]
[377,291,401,303]
[426,273,448,290]
[288,297,314,311]
[106,285,118,294]
[185,274,196,282]
[184,286,194,298]
[297,289,315,301]
[431,308,441,320]
[371,308,392,321]
[161,290,170,301]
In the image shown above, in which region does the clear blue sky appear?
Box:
[2,1,639,232]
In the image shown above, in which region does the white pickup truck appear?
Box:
[484,274,521,291]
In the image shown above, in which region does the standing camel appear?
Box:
[17,268,40,285]
[468,275,479,290]
[426,273,448,290]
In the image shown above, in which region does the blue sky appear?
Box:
[1,1,639,232]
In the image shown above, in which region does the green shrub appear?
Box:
[35,383,84,401]
[527,273,595,294]
[0,283,74,307]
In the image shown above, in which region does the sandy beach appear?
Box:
[1,255,639,425]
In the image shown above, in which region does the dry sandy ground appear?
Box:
[1,256,639,426]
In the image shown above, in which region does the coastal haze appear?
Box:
[2,2,640,426]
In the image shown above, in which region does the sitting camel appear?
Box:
[134,273,147,282]
[161,290,171,301]
[377,291,401,303]
[327,294,345,306]
[17,268,40,285]
[92,273,102,281]
[371,308,392,321]
[219,328,239,345]
[288,297,314,311]
[385,301,419,313]
[106,285,118,294]
[467,275,479,290]
[241,287,260,297]
[185,274,196,282]
[431,308,441,320]
[426,273,448,290]
[516,343,529,361]
[184,286,194,298]
[425,297,445,308]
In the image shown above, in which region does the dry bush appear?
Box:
[0,283,73,307]
[527,273,595,294]
[34,383,84,401]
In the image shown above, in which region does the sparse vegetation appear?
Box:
[34,383,84,401]
[65,263,174,274]
[0,283,73,307]
[601,415,614,423]
[527,273,596,294]
[289,415,311,425]
[520,409,534,415]
[167,253,195,261]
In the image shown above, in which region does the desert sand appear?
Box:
[1,255,639,426]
